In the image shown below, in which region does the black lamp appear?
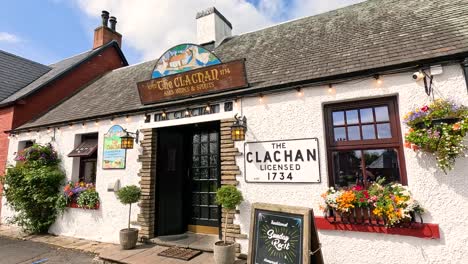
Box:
[120,129,139,149]
[231,114,247,141]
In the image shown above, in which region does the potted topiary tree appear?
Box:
[214,185,243,264]
[116,185,141,250]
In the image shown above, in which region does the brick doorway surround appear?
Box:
[137,118,247,252]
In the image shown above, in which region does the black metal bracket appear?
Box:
[123,129,139,144]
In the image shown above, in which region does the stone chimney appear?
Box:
[93,10,122,49]
[196,7,232,47]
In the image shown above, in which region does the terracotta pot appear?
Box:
[213,241,236,264]
[120,228,139,250]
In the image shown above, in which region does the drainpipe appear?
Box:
[462,58,468,93]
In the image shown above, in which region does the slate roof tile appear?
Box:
[0,50,51,101]
[18,0,468,130]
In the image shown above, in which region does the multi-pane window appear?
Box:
[324,97,407,187]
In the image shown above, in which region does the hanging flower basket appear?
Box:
[403,99,468,173]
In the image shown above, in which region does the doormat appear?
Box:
[157,247,202,261]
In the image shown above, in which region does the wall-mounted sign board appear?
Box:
[102,125,126,169]
[248,203,323,264]
[137,59,248,105]
[244,138,321,183]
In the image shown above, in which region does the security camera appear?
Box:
[412,71,425,81]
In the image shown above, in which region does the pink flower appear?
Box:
[421,105,429,112]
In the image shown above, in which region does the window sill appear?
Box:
[314,216,440,239]
[67,202,100,210]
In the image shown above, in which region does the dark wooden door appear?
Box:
[189,125,220,228]
[156,129,186,236]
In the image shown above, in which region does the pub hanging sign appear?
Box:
[244,138,321,183]
[137,43,248,105]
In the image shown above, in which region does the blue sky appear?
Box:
[0,0,363,65]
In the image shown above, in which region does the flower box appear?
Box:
[320,181,424,228]
[67,200,100,210]
[324,207,422,228]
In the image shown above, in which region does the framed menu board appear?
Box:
[248,203,323,264]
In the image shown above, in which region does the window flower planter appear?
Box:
[61,181,100,210]
[320,181,424,228]
[324,207,423,227]
[318,182,438,238]
[67,200,100,210]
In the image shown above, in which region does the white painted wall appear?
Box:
[1,104,235,243]
[2,64,468,263]
[233,64,468,263]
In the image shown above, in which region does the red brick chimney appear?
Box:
[93,10,122,49]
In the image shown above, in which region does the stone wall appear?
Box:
[220,118,247,253]
[137,128,156,240]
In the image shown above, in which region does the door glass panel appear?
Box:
[346,110,359,124]
[333,150,361,188]
[201,144,208,154]
[200,193,209,205]
[201,156,209,167]
[332,111,345,125]
[209,143,218,154]
[209,132,218,141]
[360,108,374,123]
[334,127,346,141]
[201,207,209,219]
[377,123,392,138]
[347,126,361,140]
[375,106,389,122]
[190,127,220,227]
[362,125,376,139]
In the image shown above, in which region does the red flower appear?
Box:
[352,185,364,191]
[421,105,429,112]
[363,190,369,199]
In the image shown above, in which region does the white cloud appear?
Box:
[75,0,364,62]
[0,32,21,43]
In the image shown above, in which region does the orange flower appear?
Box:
[404,141,411,148]
[408,128,414,133]
[452,123,461,131]
[412,144,420,151]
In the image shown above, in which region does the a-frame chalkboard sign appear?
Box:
[248,203,324,264]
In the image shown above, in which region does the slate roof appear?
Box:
[0,41,127,106]
[17,0,468,130]
[0,50,51,102]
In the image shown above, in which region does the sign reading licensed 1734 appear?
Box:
[244,138,320,183]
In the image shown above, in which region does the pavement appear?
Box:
[0,225,247,264]
[0,236,95,264]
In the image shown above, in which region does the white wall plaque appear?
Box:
[244,138,321,183]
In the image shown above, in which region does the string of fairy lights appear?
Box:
[8,63,438,139]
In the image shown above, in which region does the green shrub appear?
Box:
[216,185,243,210]
[116,185,141,229]
[76,189,100,209]
[216,186,243,242]
[2,144,65,234]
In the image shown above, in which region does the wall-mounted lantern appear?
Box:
[120,129,139,149]
[231,114,247,141]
